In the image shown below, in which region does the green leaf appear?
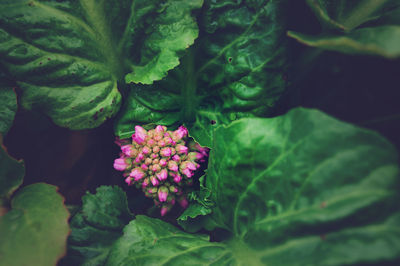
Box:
[106,215,231,265]
[0,183,70,266]
[287,26,400,59]
[66,186,133,266]
[0,138,24,201]
[198,107,400,264]
[289,0,400,58]
[0,76,17,137]
[306,0,399,31]
[115,0,290,146]
[0,0,202,129]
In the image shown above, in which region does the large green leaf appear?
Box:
[115,0,290,146]
[0,183,70,266]
[0,0,202,129]
[0,76,17,137]
[106,215,231,265]
[0,139,24,201]
[306,0,399,31]
[66,186,133,266]
[183,108,400,264]
[288,0,400,58]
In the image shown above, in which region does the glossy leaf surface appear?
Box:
[0,183,70,266]
[0,0,201,129]
[66,186,133,266]
[115,0,289,146]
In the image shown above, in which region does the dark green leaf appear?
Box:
[0,0,202,129]
[106,215,231,266]
[199,107,400,264]
[66,186,133,266]
[0,183,70,266]
[306,0,399,31]
[289,0,400,58]
[0,138,24,200]
[115,0,290,146]
[0,76,17,137]
[287,26,400,58]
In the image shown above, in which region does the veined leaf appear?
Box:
[288,0,400,58]
[115,0,290,146]
[0,75,17,137]
[0,0,202,129]
[0,183,70,266]
[66,186,133,266]
[106,215,231,266]
[0,139,24,201]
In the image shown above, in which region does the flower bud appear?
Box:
[160,205,169,216]
[130,168,145,181]
[178,197,188,209]
[135,153,144,163]
[121,145,137,157]
[142,178,150,188]
[155,125,166,134]
[182,168,193,178]
[152,146,160,153]
[114,158,131,171]
[146,139,155,146]
[172,126,188,141]
[142,146,151,154]
[144,158,152,165]
[188,152,203,161]
[158,187,169,202]
[176,144,188,154]
[151,153,158,159]
[160,147,172,157]
[168,160,179,172]
[172,155,180,162]
[141,163,148,170]
[132,126,147,144]
[173,174,182,183]
[151,164,161,172]
[159,159,167,167]
[156,169,168,181]
[150,176,159,186]
[158,140,166,147]
[125,176,133,185]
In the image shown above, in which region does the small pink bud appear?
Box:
[141,164,148,170]
[156,169,168,181]
[182,168,193,178]
[176,144,188,154]
[155,125,166,133]
[160,206,168,216]
[159,159,167,167]
[125,176,133,185]
[142,178,150,188]
[173,174,182,183]
[130,168,145,181]
[158,187,168,202]
[187,161,197,171]
[179,197,188,208]
[158,140,166,147]
[121,145,137,157]
[150,176,159,186]
[151,153,158,159]
[172,126,188,141]
[153,146,160,153]
[144,158,152,165]
[151,164,161,172]
[172,155,180,162]
[135,153,144,163]
[169,185,178,193]
[195,143,209,157]
[147,139,155,146]
[168,160,179,172]
[142,146,151,154]
[160,147,172,157]
[188,152,203,161]
[132,126,147,144]
[164,136,174,145]
[153,159,159,165]
[114,158,129,171]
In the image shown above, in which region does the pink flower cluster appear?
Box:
[114,125,209,216]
